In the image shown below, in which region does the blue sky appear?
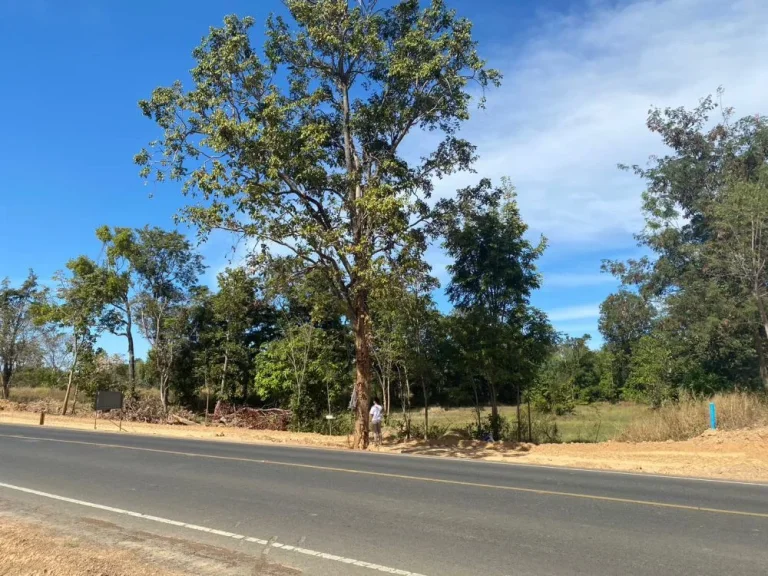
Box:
[2,0,767,359]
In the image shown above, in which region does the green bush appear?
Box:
[298,412,356,436]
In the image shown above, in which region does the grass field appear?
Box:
[402,403,648,442]
[6,386,85,404]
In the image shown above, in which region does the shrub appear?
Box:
[529,411,561,444]
[409,421,451,440]
[463,413,514,441]
[300,412,356,436]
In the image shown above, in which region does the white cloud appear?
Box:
[547,303,601,322]
[422,0,768,247]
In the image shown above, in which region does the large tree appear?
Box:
[0,271,41,399]
[706,165,768,388]
[136,0,499,447]
[608,93,768,391]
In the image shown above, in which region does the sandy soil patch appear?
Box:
[394,428,768,482]
[2,407,767,483]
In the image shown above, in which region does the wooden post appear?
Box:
[39,410,45,426]
[119,410,123,432]
[94,411,97,430]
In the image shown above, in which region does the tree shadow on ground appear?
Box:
[380,434,533,460]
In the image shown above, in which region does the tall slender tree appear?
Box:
[136,1,499,447]
[439,178,553,438]
[35,258,107,414]
[96,226,140,394]
[132,227,205,410]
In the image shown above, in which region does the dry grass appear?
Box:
[618,392,768,442]
[7,386,72,403]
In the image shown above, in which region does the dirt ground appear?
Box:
[397,428,768,482]
[2,408,767,483]
[0,500,299,576]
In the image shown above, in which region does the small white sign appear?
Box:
[325,414,335,420]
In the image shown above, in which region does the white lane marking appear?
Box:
[0,481,426,576]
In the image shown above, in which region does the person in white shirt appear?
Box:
[369,397,383,446]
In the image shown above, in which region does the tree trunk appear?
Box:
[527,398,533,443]
[159,373,169,412]
[1,364,11,400]
[70,381,80,414]
[61,336,79,416]
[754,328,768,390]
[472,381,482,434]
[421,376,429,441]
[386,372,391,419]
[516,384,522,442]
[352,292,372,450]
[489,382,499,440]
[220,333,230,397]
[398,364,411,440]
[205,374,210,424]
[755,298,768,390]
[126,307,136,396]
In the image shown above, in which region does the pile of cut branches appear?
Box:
[213,401,291,431]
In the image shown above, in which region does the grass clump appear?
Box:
[618,392,768,442]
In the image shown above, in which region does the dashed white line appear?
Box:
[0,481,426,576]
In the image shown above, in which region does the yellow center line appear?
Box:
[2,432,767,519]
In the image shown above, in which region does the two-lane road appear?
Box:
[1,423,766,575]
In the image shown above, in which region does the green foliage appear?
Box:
[598,290,653,393]
[604,93,768,398]
[253,322,349,430]
[211,268,277,401]
[530,335,603,415]
[595,349,620,402]
[438,179,555,437]
[624,335,676,407]
[131,227,205,409]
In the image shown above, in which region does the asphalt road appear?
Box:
[1,423,767,576]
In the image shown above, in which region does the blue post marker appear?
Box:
[709,402,717,430]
